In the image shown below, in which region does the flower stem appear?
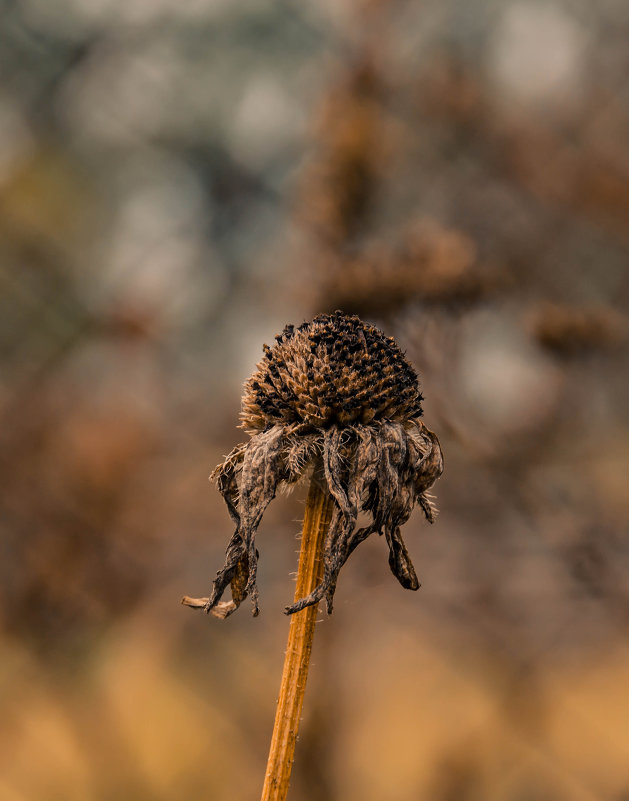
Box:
[260,465,335,801]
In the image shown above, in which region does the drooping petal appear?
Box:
[212,442,246,525]
[288,426,388,614]
[385,525,420,590]
[409,421,444,521]
[204,530,247,618]
[207,426,289,616]
[411,421,444,494]
[323,427,351,518]
[369,424,421,589]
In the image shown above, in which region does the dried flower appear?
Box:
[311,219,493,318]
[531,303,628,357]
[206,311,443,618]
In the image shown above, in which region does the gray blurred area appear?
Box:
[1,1,629,799]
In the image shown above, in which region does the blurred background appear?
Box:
[1,0,629,799]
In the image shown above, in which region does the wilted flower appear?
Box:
[206,311,443,618]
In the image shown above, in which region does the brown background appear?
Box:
[1,1,628,799]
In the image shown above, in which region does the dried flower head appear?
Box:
[207,311,443,618]
[531,303,628,357]
[312,219,492,318]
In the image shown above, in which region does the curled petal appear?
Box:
[412,422,444,495]
[212,442,246,525]
[410,421,444,521]
[385,525,420,590]
[204,530,247,615]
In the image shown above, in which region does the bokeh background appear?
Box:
[1,0,629,799]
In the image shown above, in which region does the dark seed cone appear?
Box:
[205,311,443,618]
[241,310,423,431]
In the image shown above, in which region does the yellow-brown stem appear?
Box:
[260,466,335,801]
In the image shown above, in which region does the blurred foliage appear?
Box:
[1,1,629,800]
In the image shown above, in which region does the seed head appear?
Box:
[312,220,491,318]
[531,303,628,357]
[205,311,443,619]
[241,311,423,431]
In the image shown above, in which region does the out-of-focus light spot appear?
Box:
[21,0,248,35]
[59,40,191,146]
[459,309,563,435]
[230,76,305,169]
[488,3,589,112]
[81,154,226,329]
[0,99,34,184]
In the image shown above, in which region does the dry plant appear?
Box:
[530,302,628,357]
[183,311,443,801]
[312,219,499,319]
